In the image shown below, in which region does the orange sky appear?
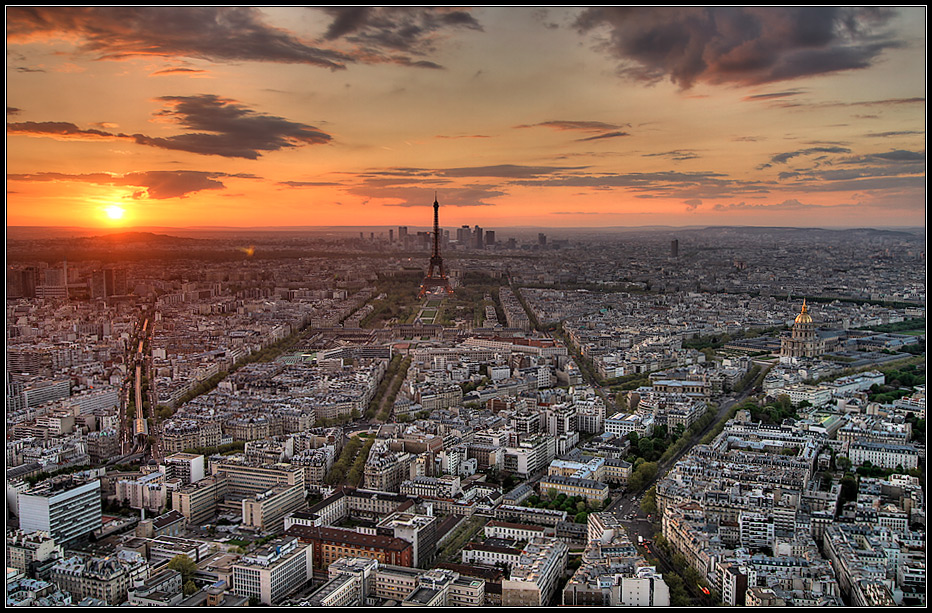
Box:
[6,7,927,230]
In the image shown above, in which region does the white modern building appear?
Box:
[19,476,102,545]
[232,536,313,604]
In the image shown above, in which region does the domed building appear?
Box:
[781,300,825,359]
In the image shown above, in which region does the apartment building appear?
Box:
[501,537,568,607]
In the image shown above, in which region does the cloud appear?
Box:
[7,170,239,199]
[348,185,504,207]
[516,120,626,133]
[276,181,342,188]
[516,120,630,142]
[135,94,332,159]
[8,94,333,159]
[864,130,924,138]
[684,198,702,210]
[851,149,925,163]
[435,134,491,140]
[315,7,482,68]
[644,150,701,161]
[742,90,806,101]
[7,106,23,116]
[150,67,210,77]
[440,164,587,179]
[6,7,355,69]
[576,131,630,142]
[763,146,852,166]
[574,7,902,88]
[7,120,126,140]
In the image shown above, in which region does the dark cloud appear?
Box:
[864,130,924,138]
[6,7,353,70]
[643,150,701,161]
[7,121,126,140]
[316,7,482,68]
[742,90,806,101]
[516,120,627,133]
[8,95,333,160]
[773,148,925,194]
[851,97,925,107]
[134,95,332,159]
[576,131,630,142]
[7,170,236,199]
[575,7,902,88]
[516,120,630,142]
[765,146,852,166]
[151,67,210,77]
[7,107,23,116]
[854,149,925,163]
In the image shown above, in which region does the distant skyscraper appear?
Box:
[538,233,547,246]
[671,239,679,258]
[474,225,483,249]
[457,225,471,246]
[485,230,495,246]
[389,229,394,243]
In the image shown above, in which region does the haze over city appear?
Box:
[6,6,927,230]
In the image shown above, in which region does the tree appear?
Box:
[628,461,658,493]
[183,580,198,596]
[638,437,655,459]
[167,554,197,585]
[640,487,658,516]
[839,475,858,505]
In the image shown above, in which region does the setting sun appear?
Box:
[103,205,125,221]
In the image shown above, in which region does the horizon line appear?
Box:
[7,223,926,232]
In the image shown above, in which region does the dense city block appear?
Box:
[6,225,925,607]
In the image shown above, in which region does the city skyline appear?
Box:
[6,6,927,230]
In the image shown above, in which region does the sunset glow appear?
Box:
[103,205,126,221]
[6,7,926,230]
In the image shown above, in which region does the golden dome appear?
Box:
[794,299,813,324]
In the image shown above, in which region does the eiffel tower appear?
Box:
[418,195,453,297]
